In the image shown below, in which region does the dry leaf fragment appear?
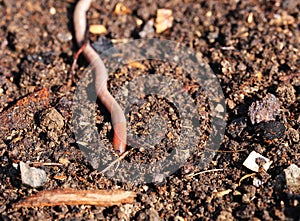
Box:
[114,3,131,15]
[89,25,107,35]
[14,189,136,207]
[155,9,174,33]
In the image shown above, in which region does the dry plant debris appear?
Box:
[14,189,137,208]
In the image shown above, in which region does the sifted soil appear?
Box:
[0,0,300,220]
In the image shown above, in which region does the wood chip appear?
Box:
[186,168,224,178]
[127,61,146,70]
[114,3,131,15]
[89,24,107,35]
[13,189,136,208]
[53,175,67,181]
[155,9,174,33]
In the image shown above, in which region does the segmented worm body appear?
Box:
[74,0,127,154]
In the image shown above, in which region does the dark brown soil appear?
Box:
[1,0,300,220]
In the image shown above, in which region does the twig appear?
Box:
[13,189,136,208]
[29,162,63,167]
[186,168,225,177]
[101,150,130,173]
[205,148,246,153]
[238,173,256,186]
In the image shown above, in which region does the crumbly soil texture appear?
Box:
[1,0,300,220]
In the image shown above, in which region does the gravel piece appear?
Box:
[155,9,173,33]
[39,107,64,131]
[255,121,285,141]
[56,32,72,43]
[243,151,272,172]
[248,93,281,125]
[139,19,155,38]
[284,164,300,193]
[20,162,47,188]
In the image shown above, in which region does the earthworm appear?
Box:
[74,0,127,155]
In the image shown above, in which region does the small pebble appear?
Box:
[135,17,143,26]
[243,151,272,172]
[248,93,280,125]
[253,177,263,187]
[215,104,225,113]
[237,62,247,71]
[20,162,47,188]
[255,121,285,140]
[247,12,254,23]
[153,173,164,183]
[276,84,296,106]
[39,108,64,130]
[139,19,155,38]
[89,25,107,35]
[155,9,173,33]
[49,7,56,15]
[114,3,131,15]
[57,32,72,43]
[284,164,300,192]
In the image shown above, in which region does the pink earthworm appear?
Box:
[74,0,127,155]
